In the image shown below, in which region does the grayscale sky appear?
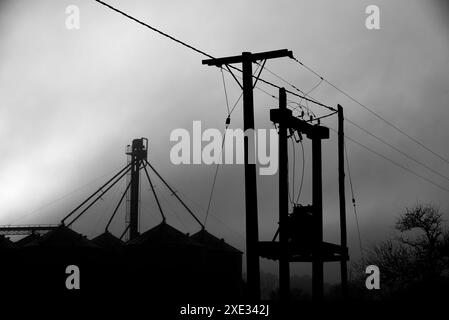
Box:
[1,0,449,282]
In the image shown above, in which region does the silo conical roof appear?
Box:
[92,231,124,249]
[126,222,202,248]
[15,233,40,247]
[190,229,242,254]
[0,235,15,249]
[25,225,98,248]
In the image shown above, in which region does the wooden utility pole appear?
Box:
[312,136,324,300]
[338,104,348,297]
[278,87,290,301]
[241,52,260,301]
[203,49,293,300]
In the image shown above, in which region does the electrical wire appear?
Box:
[344,141,365,264]
[312,102,449,187]
[203,63,260,227]
[220,67,231,116]
[299,78,324,113]
[204,120,230,227]
[291,56,449,166]
[93,0,336,112]
[91,1,449,247]
[223,62,261,116]
[260,63,326,117]
[263,65,307,96]
[295,140,305,204]
[327,126,449,194]
[345,117,449,183]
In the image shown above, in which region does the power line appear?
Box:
[305,77,324,96]
[345,117,449,184]
[295,140,305,204]
[91,0,449,224]
[95,0,214,59]
[290,75,449,186]
[204,120,230,227]
[256,63,335,111]
[220,67,231,115]
[223,61,262,116]
[263,65,307,96]
[288,100,316,118]
[288,73,446,186]
[291,56,449,166]
[344,141,364,264]
[202,63,265,226]
[93,0,336,112]
[256,66,324,118]
[327,126,449,194]
[273,58,448,181]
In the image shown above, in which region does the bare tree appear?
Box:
[396,204,442,251]
[395,203,445,278]
[349,203,449,300]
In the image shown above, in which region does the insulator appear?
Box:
[225,116,231,126]
[294,131,302,143]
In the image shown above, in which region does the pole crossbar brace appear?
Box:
[253,59,267,89]
[224,64,243,89]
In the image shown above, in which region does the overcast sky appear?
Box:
[1,0,449,282]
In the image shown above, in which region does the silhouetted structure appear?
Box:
[0,235,15,249]
[203,49,294,300]
[191,229,243,299]
[15,233,40,247]
[257,88,348,301]
[92,231,124,250]
[0,138,242,301]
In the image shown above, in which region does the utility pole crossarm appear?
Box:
[202,49,293,66]
[270,109,330,140]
